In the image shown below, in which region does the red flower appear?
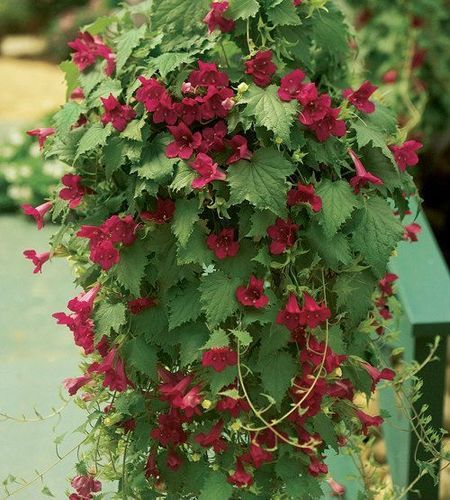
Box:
[195,420,227,452]
[188,61,229,88]
[309,107,346,142]
[293,0,303,5]
[245,50,277,88]
[298,84,331,125]
[202,347,238,372]
[287,182,322,212]
[278,69,305,101]
[151,411,188,447]
[298,292,331,328]
[101,94,136,132]
[53,311,95,355]
[199,120,228,153]
[135,77,166,112]
[63,374,92,396]
[59,174,89,209]
[227,459,254,488]
[70,87,84,100]
[382,69,398,84]
[226,135,252,164]
[204,1,235,33]
[103,215,137,246]
[389,140,422,172]
[145,451,159,479]
[128,297,156,314]
[236,275,269,309]
[90,240,120,270]
[166,122,202,160]
[348,149,383,193]
[68,31,115,76]
[241,443,273,468]
[216,393,251,417]
[327,478,346,497]
[378,273,398,296]
[71,475,101,498]
[342,80,377,114]
[276,294,301,331]
[308,456,328,477]
[363,363,395,392]
[356,410,383,435]
[171,385,203,418]
[190,153,226,189]
[267,217,299,255]
[174,97,200,125]
[167,449,183,470]
[152,93,178,125]
[92,348,130,392]
[23,249,50,273]
[26,128,55,149]
[141,198,175,224]
[198,86,234,120]
[207,228,240,259]
[68,284,101,315]
[21,201,52,230]
[404,222,421,242]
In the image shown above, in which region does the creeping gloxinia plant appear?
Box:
[19,0,432,498]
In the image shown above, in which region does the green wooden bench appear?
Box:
[325,207,450,499]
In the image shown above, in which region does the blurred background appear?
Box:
[0,0,448,498]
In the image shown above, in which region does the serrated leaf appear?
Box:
[246,209,277,237]
[76,123,112,158]
[334,270,377,325]
[199,472,233,500]
[305,222,352,269]
[231,329,253,347]
[172,198,200,247]
[177,224,213,266]
[89,78,123,104]
[168,282,202,330]
[127,337,157,379]
[54,102,82,136]
[241,85,298,142]
[228,148,295,217]
[362,147,402,191]
[257,350,297,405]
[199,271,241,326]
[103,136,127,178]
[174,322,210,366]
[115,242,148,295]
[95,302,127,336]
[116,25,147,73]
[312,6,348,56]
[228,0,260,19]
[149,52,193,79]
[60,60,79,99]
[266,0,301,26]
[85,15,116,35]
[352,197,403,276]
[170,162,196,192]
[352,120,392,157]
[316,179,358,237]
[152,0,210,32]
[203,328,230,349]
[312,413,339,451]
[133,133,177,181]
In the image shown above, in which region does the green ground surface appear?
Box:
[0,215,83,499]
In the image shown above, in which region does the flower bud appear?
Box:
[237,82,249,94]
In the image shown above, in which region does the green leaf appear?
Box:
[266,0,301,26]
[149,52,193,79]
[114,242,148,296]
[199,271,241,326]
[88,78,123,104]
[76,123,112,158]
[116,25,147,73]
[134,133,177,181]
[305,223,352,269]
[168,282,202,330]
[228,0,260,19]
[246,209,277,237]
[352,120,392,157]
[172,199,200,248]
[152,0,210,31]
[127,337,157,379]
[312,7,348,56]
[203,328,230,349]
[362,147,402,191]
[228,148,295,217]
[257,350,297,405]
[241,85,298,142]
[177,224,213,266]
[103,136,127,178]
[174,322,210,366]
[59,60,79,99]
[84,15,116,35]
[316,179,358,237]
[199,472,233,500]
[231,329,253,347]
[352,197,403,276]
[209,366,238,393]
[312,413,339,451]
[95,302,127,336]
[54,101,83,136]
[170,162,196,192]
[334,270,377,325]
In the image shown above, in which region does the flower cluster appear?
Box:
[68,31,115,76]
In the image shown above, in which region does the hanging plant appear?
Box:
[18,0,439,498]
